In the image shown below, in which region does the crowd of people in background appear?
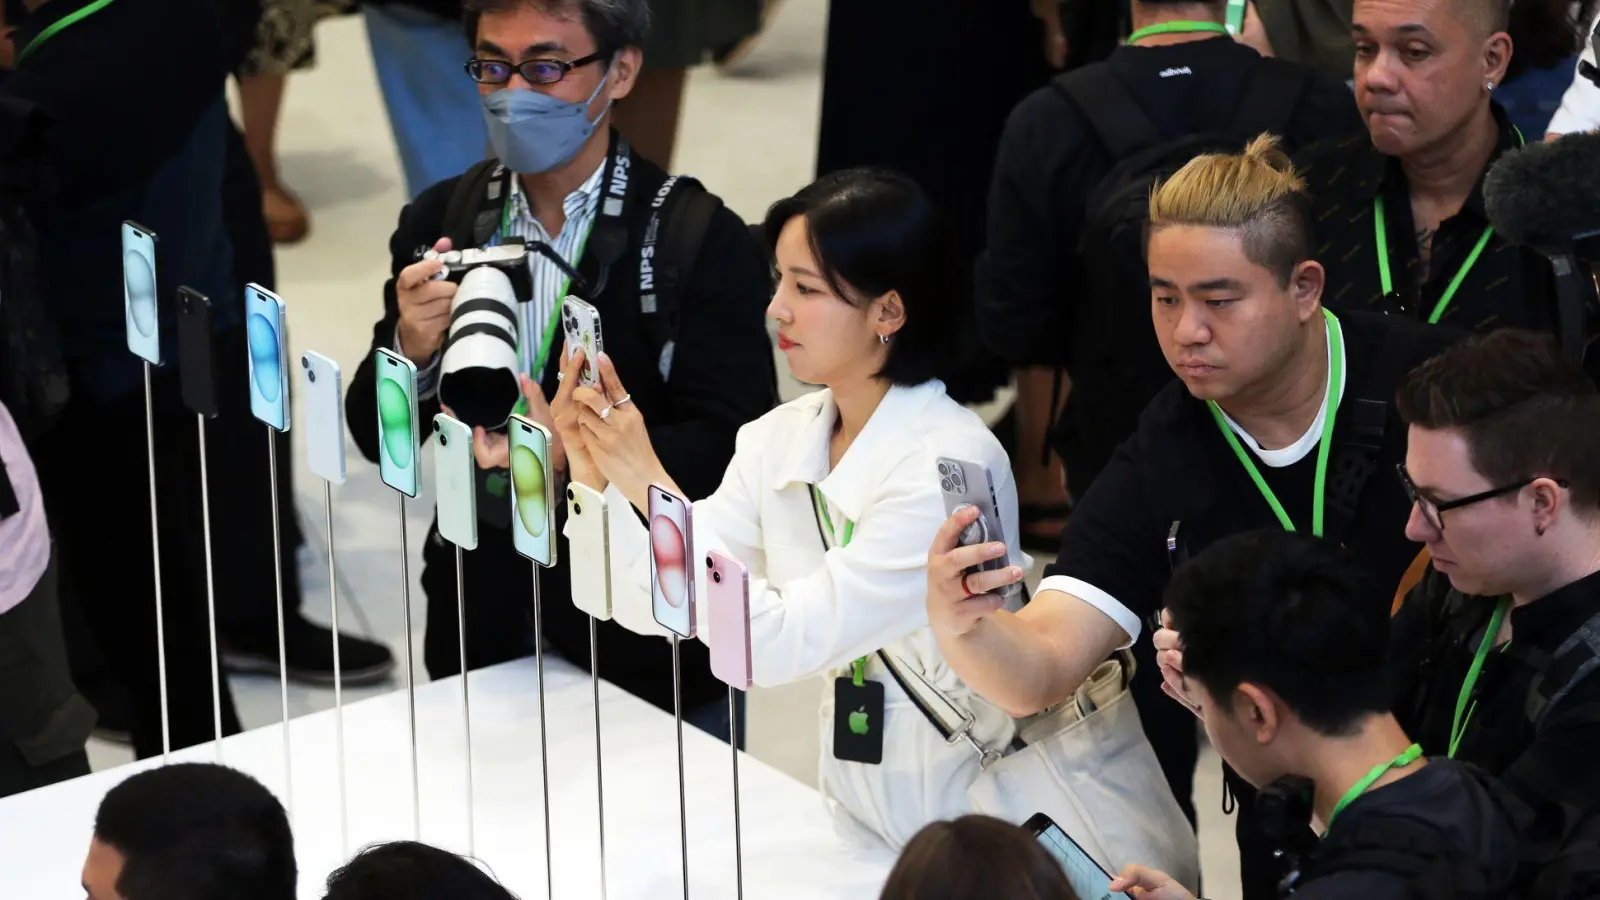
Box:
[5,0,1600,898]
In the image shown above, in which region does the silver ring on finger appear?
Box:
[598,404,613,420]
[556,371,566,383]
[613,393,632,407]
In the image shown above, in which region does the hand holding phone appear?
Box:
[300,352,347,484]
[176,288,218,418]
[648,484,695,638]
[561,297,604,389]
[707,551,751,690]
[375,348,422,497]
[245,284,291,432]
[434,414,478,550]
[509,415,557,567]
[121,222,162,365]
[936,457,1020,601]
[1025,813,1131,900]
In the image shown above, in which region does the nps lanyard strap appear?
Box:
[16,0,116,64]
[1372,128,1525,324]
[1450,597,1511,759]
[497,131,627,415]
[1207,309,1345,537]
[1326,743,1423,828]
[810,485,867,686]
[1125,20,1230,44]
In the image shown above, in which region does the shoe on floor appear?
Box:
[223,614,394,687]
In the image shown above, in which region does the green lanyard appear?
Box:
[811,485,867,685]
[500,189,595,416]
[15,0,116,64]
[1207,309,1344,537]
[1450,597,1511,759]
[1327,743,1423,828]
[1372,128,1524,324]
[1125,21,1230,44]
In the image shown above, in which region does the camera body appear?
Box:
[423,240,533,302]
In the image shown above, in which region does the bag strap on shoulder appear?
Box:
[441,158,511,250]
[1323,323,1413,540]
[1052,67,1165,161]
[638,175,721,381]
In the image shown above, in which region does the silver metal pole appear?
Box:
[198,414,221,760]
[589,615,607,900]
[323,480,348,856]
[399,494,420,838]
[457,545,475,855]
[267,429,292,815]
[673,635,689,900]
[730,686,743,900]
[532,565,552,899]
[143,362,171,761]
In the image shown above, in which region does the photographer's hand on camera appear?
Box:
[570,350,673,513]
[442,373,567,474]
[926,505,1024,641]
[395,236,458,364]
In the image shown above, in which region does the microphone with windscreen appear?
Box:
[1483,131,1600,361]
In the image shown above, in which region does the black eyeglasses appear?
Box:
[465,52,606,86]
[1396,464,1568,532]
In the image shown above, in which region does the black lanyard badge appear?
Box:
[833,675,885,765]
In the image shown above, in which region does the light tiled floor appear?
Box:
[85,3,1241,895]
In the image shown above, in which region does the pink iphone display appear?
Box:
[648,484,696,638]
[706,551,751,690]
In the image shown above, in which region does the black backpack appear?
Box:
[1048,57,1315,490]
[439,156,726,385]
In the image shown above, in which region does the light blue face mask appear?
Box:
[480,63,614,175]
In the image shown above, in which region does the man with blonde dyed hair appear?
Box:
[927,138,1462,898]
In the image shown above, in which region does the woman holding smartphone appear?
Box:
[550,168,1029,848]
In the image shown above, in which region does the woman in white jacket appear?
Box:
[550,169,1029,848]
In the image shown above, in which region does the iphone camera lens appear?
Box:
[308,369,317,383]
[713,571,722,584]
[573,502,583,516]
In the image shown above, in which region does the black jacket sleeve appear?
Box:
[973,87,1100,368]
[645,205,777,502]
[345,178,459,465]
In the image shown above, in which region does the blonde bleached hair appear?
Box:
[1146,133,1313,288]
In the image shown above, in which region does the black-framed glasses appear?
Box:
[1396,464,1568,532]
[465,52,606,86]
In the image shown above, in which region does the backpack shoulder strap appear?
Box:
[1526,608,1600,726]
[638,175,722,382]
[1324,321,1415,539]
[1230,57,1316,140]
[440,158,510,249]
[1051,66,1165,161]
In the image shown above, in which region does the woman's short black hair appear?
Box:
[323,841,520,900]
[761,167,963,387]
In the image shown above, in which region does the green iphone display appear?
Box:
[508,414,556,567]
[375,347,421,498]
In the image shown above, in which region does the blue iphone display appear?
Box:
[121,221,162,365]
[245,284,291,432]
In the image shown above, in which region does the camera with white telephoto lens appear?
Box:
[419,239,532,431]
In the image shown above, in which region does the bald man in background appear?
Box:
[1292,0,1570,339]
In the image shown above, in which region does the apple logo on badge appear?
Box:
[123,250,157,338]
[848,706,870,736]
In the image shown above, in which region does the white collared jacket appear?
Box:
[574,379,1028,848]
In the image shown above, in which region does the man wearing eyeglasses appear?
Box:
[1388,329,1600,869]
[344,0,777,734]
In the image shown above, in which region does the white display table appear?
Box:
[0,656,896,899]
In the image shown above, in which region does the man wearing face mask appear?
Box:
[344,0,777,732]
